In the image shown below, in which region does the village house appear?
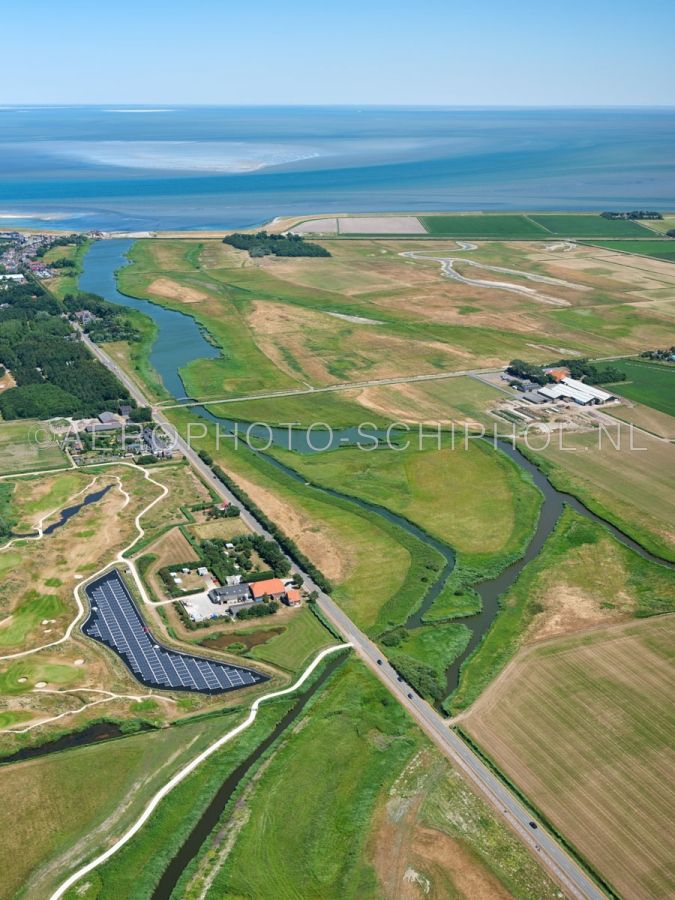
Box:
[250,578,287,602]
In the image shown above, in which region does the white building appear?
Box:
[538,378,614,406]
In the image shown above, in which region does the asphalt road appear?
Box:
[81,331,605,899]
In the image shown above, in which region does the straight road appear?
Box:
[81,331,605,899]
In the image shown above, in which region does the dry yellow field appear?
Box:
[462,615,675,900]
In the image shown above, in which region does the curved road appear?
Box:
[80,331,605,900]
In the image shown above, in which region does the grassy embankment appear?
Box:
[174,660,559,900]
[451,507,675,712]
[463,615,675,900]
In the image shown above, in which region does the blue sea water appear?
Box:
[0,106,674,230]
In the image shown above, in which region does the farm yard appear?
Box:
[462,615,675,900]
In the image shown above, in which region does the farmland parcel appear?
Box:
[463,615,675,900]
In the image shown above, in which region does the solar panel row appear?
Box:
[83,570,268,694]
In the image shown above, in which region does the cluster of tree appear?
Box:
[390,655,444,703]
[0,280,61,322]
[200,533,290,585]
[198,449,332,593]
[640,346,675,362]
[223,231,331,258]
[129,406,152,423]
[0,483,16,541]
[63,291,142,344]
[557,358,626,385]
[600,210,662,220]
[0,280,130,420]
[49,258,77,269]
[666,230,675,238]
[506,359,553,385]
[206,503,241,520]
[235,601,279,620]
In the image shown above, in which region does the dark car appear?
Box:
[397,675,403,682]
[529,821,538,829]
[376,658,382,665]
[407,693,414,700]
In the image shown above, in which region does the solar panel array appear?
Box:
[83,570,268,694]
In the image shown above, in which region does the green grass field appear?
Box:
[271,438,542,581]
[419,213,650,239]
[0,659,82,696]
[529,214,652,237]
[420,214,549,238]
[42,240,90,300]
[0,420,67,476]
[248,607,334,671]
[391,621,471,702]
[194,661,418,898]
[0,591,65,648]
[603,359,675,417]
[527,430,675,562]
[582,238,675,261]
[451,508,675,712]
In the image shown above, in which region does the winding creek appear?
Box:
[71,238,675,891]
[81,239,674,705]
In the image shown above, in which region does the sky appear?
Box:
[2,0,674,106]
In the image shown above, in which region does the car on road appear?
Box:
[529,821,538,829]
[407,693,414,699]
[376,659,382,665]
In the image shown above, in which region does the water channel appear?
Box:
[80,239,674,703]
[78,239,674,893]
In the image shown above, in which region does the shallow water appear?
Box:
[3,107,675,229]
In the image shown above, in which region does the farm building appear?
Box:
[538,378,614,406]
[285,589,302,607]
[250,578,286,602]
[208,583,251,605]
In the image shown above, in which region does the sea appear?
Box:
[0,106,674,231]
